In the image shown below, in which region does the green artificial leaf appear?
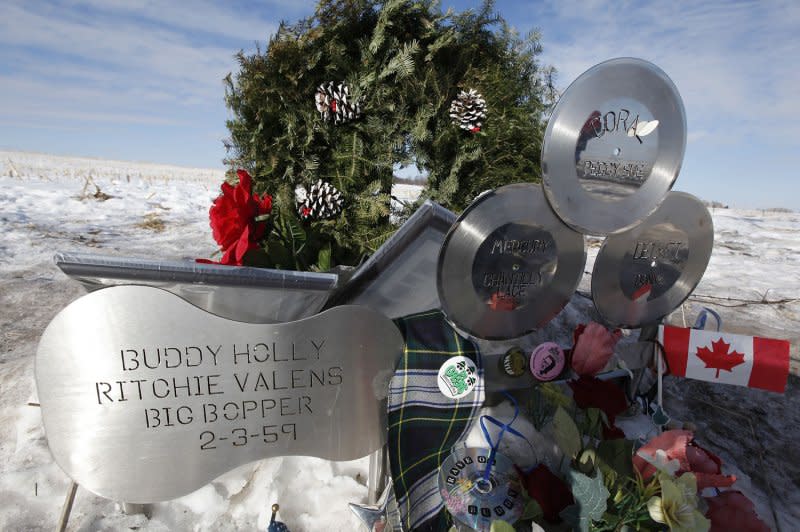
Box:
[489,521,515,532]
[597,439,634,480]
[316,242,331,272]
[520,496,543,521]
[552,406,582,459]
[559,470,610,532]
[586,407,601,429]
[539,382,574,410]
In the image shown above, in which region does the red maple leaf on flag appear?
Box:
[695,338,746,378]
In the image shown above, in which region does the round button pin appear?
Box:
[530,342,565,381]
[437,356,478,399]
[500,347,528,377]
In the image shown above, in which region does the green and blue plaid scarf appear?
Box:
[389,310,484,531]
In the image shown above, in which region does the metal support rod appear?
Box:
[367,445,388,504]
[57,481,78,532]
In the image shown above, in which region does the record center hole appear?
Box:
[613,147,622,156]
[474,478,494,494]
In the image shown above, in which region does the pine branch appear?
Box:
[379,40,419,80]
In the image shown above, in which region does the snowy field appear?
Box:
[1,151,798,530]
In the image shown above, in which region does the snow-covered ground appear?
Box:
[1,151,797,530]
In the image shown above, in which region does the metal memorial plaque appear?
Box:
[541,57,687,235]
[437,183,586,340]
[326,200,457,318]
[591,191,713,327]
[54,251,338,324]
[35,286,403,502]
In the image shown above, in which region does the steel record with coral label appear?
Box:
[437,183,586,340]
[591,191,713,327]
[541,57,686,235]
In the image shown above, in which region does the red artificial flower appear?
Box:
[568,375,628,428]
[705,491,769,531]
[516,464,574,523]
[570,322,622,376]
[632,430,736,490]
[208,169,272,265]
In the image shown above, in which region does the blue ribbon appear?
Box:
[693,307,722,331]
[479,391,534,482]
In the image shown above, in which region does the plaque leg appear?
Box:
[367,445,389,504]
[57,481,78,532]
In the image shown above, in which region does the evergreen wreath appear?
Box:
[221,0,555,271]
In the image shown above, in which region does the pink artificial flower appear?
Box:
[570,322,622,376]
[633,430,736,491]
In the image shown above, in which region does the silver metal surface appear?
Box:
[54,252,338,323]
[327,200,457,318]
[35,286,402,502]
[542,57,686,235]
[591,191,713,327]
[437,183,586,340]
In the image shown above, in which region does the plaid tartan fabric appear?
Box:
[389,310,484,531]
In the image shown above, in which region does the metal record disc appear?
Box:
[591,191,713,328]
[542,57,687,235]
[439,447,524,531]
[437,183,586,340]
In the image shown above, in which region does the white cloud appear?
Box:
[0,1,285,126]
[535,0,800,145]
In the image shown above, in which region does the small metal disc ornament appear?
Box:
[529,342,566,381]
[439,447,524,531]
[437,183,586,340]
[591,191,713,328]
[542,57,687,235]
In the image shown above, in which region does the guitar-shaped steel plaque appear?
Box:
[36,286,402,502]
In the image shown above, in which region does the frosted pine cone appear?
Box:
[314,81,362,125]
[295,180,344,220]
[449,88,487,133]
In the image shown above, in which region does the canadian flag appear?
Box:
[658,325,791,393]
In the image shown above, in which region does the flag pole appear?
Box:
[656,319,664,435]
[656,330,663,407]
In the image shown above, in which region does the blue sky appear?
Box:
[1,1,798,210]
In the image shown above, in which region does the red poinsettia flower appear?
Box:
[568,375,628,429]
[516,464,574,523]
[570,322,622,376]
[208,169,272,265]
[705,491,769,531]
[632,430,736,490]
